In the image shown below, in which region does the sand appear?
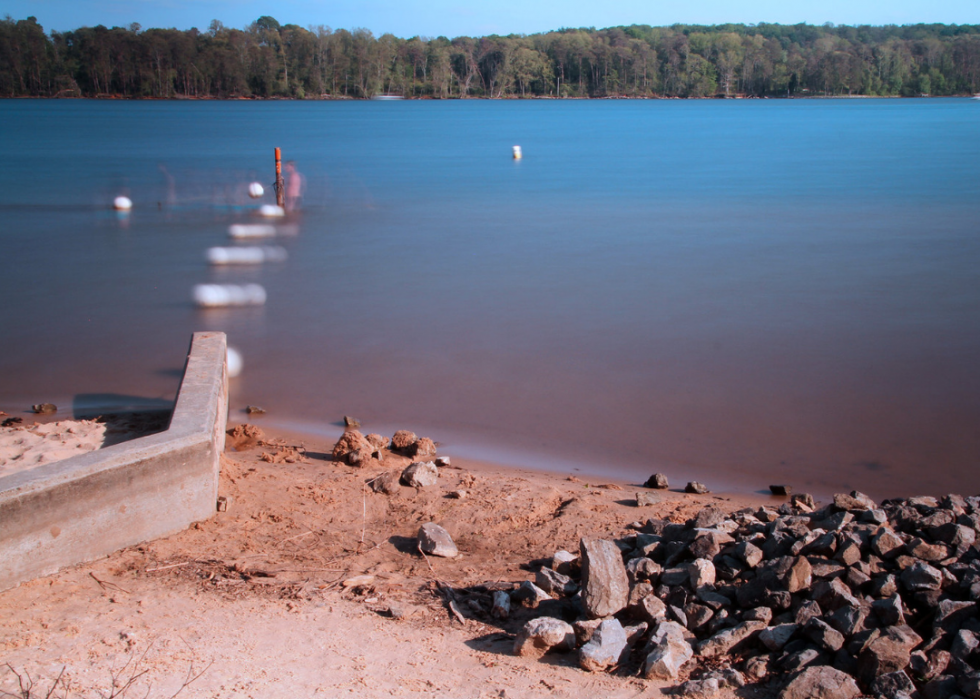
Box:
[0,420,107,478]
[0,412,171,480]
[0,423,778,698]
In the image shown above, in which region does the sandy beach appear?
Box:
[3,419,979,699]
[0,419,107,478]
[0,411,171,479]
[0,421,775,698]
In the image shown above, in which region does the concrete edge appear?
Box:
[0,332,228,591]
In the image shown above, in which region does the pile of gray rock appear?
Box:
[509,490,980,698]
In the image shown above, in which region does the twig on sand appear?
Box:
[434,580,467,625]
[89,572,130,594]
[275,530,315,547]
[145,562,190,573]
[417,543,436,575]
[102,643,152,698]
[360,487,367,546]
[318,573,352,592]
[447,599,466,624]
[167,659,213,699]
[0,663,66,699]
[419,550,465,624]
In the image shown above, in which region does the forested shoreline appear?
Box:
[3,15,980,99]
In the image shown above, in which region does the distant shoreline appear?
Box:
[2,93,974,102]
[5,20,979,101]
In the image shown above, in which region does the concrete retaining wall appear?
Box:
[0,332,228,592]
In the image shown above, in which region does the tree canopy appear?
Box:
[2,15,979,99]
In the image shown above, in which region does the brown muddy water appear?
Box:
[1,98,978,500]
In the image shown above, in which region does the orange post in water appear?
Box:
[274,147,285,208]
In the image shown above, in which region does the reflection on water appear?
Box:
[1,98,979,500]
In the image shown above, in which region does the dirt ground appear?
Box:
[0,424,776,698]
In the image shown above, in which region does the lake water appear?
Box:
[1,98,978,500]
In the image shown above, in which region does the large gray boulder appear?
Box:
[697,620,767,659]
[857,625,923,686]
[933,600,976,632]
[417,523,457,558]
[512,580,552,608]
[901,561,943,591]
[635,593,668,624]
[735,541,764,568]
[674,678,721,699]
[401,461,438,487]
[959,673,980,699]
[804,618,845,652]
[780,666,861,699]
[689,558,716,587]
[578,619,628,673]
[736,556,811,607]
[951,629,979,661]
[833,491,877,511]
[872,595,905,626]
[760,623,798,652]
[491,590,510,619]
[870,670,917,699]
[368,470,400,494]
[513,617,575,659]
[693,505,727,529]
[643,621,694,680]
[535,567,577,595]
[580,538,629,618]
[872,529,905,558]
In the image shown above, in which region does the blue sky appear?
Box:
[4,0,979,37]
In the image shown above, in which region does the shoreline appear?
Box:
[250,419,791,504]
[233,415,975,505]
[2,403,971,505]
[251,417,810,502]
[3,421,978,697]
[0,421,776,697]
[2,94,974,101]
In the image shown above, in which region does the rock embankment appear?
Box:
[330,426,979,697]
[506,490,980,698]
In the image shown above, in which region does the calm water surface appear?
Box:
[1,98,978,499]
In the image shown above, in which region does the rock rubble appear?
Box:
[498,489,980,697]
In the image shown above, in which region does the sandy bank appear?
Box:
[4,421,975,698]
[0,422,773,698]
[0,412,171,480]
[0,420,107,478]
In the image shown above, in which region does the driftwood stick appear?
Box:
[146,562,190,573]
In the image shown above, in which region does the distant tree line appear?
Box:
[3,15,980,99]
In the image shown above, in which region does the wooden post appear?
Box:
[274,147,285,209]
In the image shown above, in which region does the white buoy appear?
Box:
[258,204,286,218]
[229,224,277,239]
[512,145,522,160]
[248,182,265,199]
[226,347,243,377]
[193,283,267,308]
[113,196,133,211]
[206,246,288,265]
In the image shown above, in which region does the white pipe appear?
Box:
[229,224,277,239]
[206,246,288,265]
[193,283,267,308]
[258,204,285,218]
